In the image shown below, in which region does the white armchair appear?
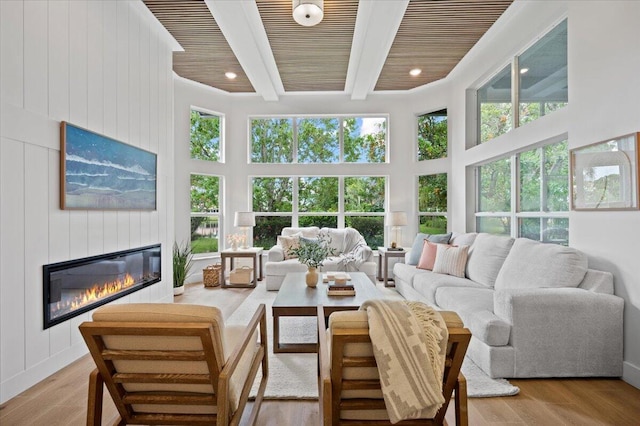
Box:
[264,227,376,290]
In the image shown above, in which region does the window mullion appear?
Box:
[512,56,520,129]
[511,154,518,237]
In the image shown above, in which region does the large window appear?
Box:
[190,109,222,161]
[478,19,567,144]
[418,109,448,161]
[475,139,569,244]
[418,174,448,234]
[251,116,387,164]
[190,174,220,254]
[252,176,385,248]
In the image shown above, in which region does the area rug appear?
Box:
[226,283,519,399]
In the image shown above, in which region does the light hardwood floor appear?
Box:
[2,281,639,425]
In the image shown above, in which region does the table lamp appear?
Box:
[385,211,407,249]
[234,212,255,249]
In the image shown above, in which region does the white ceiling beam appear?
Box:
[345,0,409,101]
[204,0,284,101]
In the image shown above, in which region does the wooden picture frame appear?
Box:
[60,122,157,210]
[571,132,639,210]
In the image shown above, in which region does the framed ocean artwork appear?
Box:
[60,122,157,210]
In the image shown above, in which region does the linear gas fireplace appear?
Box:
[43,244,161,329]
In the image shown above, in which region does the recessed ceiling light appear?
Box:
[225,71,237,79]
[520,68,529,74]
[409,68,422,77]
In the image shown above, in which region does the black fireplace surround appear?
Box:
[43,244,161,329]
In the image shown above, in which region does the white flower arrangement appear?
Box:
[226,233,246,248]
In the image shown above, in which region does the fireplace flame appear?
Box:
[50,273,137,319]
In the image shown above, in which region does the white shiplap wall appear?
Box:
[0,0,175,403]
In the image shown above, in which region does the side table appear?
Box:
[377,247,406,287]
[220,247,264,288]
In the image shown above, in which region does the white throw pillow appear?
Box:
[278,233,301,259]
[433,245,469,278]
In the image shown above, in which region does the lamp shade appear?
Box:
[386,211,407,227]
[292,0,324,27]
[234,211,255,227]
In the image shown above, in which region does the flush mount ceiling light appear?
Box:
[409,68,422,77]
[520,68,529,74]
[225,71,237,79]
[293,0,324,27]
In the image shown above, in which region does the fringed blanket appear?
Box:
[360,300,448,424]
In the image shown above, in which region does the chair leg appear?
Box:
[87,368,104,426]
[455,374,468,426]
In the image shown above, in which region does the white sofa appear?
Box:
[393,232,624,379]
[264,227,376,290]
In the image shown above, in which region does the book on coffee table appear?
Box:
[326,287,356,296]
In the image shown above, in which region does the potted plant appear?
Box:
[288,234,335,287]
[173,241,193,295]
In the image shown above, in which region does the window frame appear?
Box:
[190,173,223,256]
[190,106,224,163]
[249,114,389,164]
[474,137,570,243]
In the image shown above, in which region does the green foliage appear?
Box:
[191,237,218,254]
[254,216,292,248]
[478,158,511,212]
[287,234,336,268]
[344,117,386,163]
[252,177,292,213]
[251,118,293,163]
[480,102,512,144]
[172,241,194,288]
[190,110,220,161]
[299,177,338,212]
[191,174,219,213]
[417,110,447,161]
[298,215,338,228]
[418,174,447,212]
[344,177,384,212]
[345,216,384,248]
[297,118,339,163]
[419,216,447,235]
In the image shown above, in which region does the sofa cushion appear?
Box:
[435,287,510,347]
[466,233,514,287]
[407,232,452,265]
[450,232,478,247]
[416,241,445,270]
[433,244,469,278]
[412,271,484,305]
[278,233,301,259]
[495,238,588,290]
[393,262,431,287]
[282,227,319,238]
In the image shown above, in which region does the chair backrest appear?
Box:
[318,307,471,425]
[79,303,259,425]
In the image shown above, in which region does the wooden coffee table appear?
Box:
[272,271,383,353]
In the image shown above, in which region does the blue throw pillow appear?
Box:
[407,232,452,265]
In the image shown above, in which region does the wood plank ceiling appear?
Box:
[143,0,513,96]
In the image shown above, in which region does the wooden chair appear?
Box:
[79,303,268,426]
[317,306,471,426]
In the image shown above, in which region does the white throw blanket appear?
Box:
[338,227,371,270]
[360,300,448,424]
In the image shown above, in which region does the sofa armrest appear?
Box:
[494,288,624,376]
[267,245,285,262]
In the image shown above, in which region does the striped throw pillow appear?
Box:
[433,244,469,278]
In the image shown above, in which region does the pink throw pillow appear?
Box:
[417,240,442,270]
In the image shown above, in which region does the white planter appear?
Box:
[173,286,185,296]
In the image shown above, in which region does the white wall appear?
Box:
[174,77,452,250]
[0,0,175,403]
[440,0,640,388]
